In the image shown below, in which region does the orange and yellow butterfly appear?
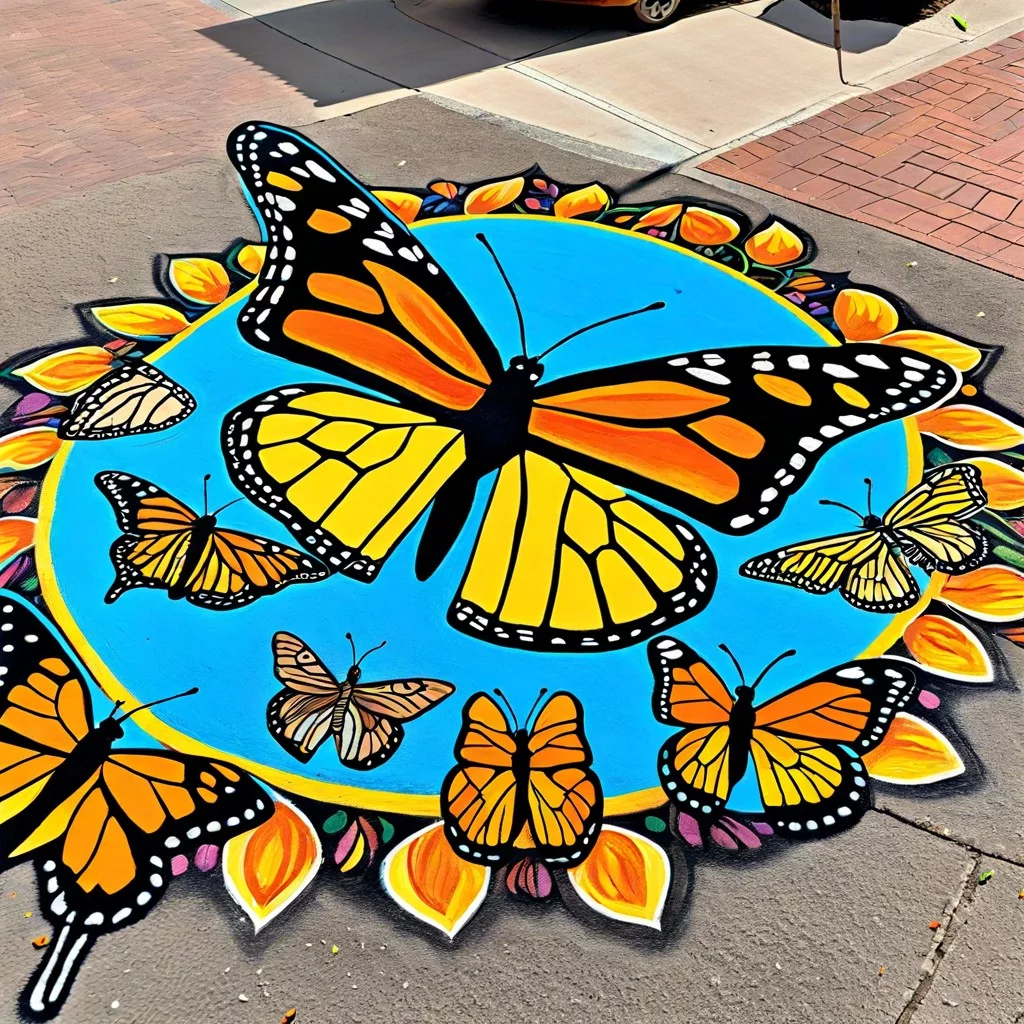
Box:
[221,122,959,651]
[649,636,916,837]
[0,593,272,1019]
[268,631,454,769]
[441,690,602,865]
[96,470,328,609]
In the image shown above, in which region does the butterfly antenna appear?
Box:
[523,687,550,731]
[477,232,527,358]
[210,496,246,517]
[864,477,874,518]
[203,473,211,515]
[718,643,746,688]
[493,688,519,731]
[537,301,665,361]
[751,650,797,691]
[819,498,863,520]
[346,631,358,666]
[356,639,387,667]
[116,686,199,723]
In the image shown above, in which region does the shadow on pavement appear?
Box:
[758,0,902,53]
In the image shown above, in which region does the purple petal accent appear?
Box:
[334,821,359,865]
[751,821,774,836]
[918,689,941,710]
[719,817,762,850]
[534,862,553,900]
[193,844,219,872]
[170,855,190,877]
[674,811,703,847]
[709,825,739,850]
[15,393,52,416]
[0,554,32,589]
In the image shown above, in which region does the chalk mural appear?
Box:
[3,122,1024,1018]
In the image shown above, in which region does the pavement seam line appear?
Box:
[875,806,1024,868]
[895,853,980,1024]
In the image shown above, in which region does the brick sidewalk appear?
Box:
[0,0,312,213]
[702,34,1024,280]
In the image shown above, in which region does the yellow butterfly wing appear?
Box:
[838,541,920,612]
[450,451,714,651]
[885,464,988,573]
[223,384,467,581]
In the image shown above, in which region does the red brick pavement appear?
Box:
[702,33,1024,280]
[0,0,311,214]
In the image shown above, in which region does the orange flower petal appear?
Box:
[743,220,804,267]
[0,428,61,472]
[553,184,610,219]
[13,346,115,396]
[430,181,460,200]
[964,457,1024,510]
[632,204,683,232]
[464,177,525,215]
[373,191,424,225]
[879,330,981,372]
[939,565,1024,623]
[917,405,1024,451]
[903,614,993,681]
[169,257,231,306]
[223,793,322,933]
[566,825,670,930]
[833,289,899,341]
[0,517,35,563]
[236,244,266,276]
[380,822,488,938]
[864,712,964,785]
[91,303,189,339]
[678,207,740,246]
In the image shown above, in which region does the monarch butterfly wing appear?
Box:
[648,635,735,726]
[740,528,886,596]
[886,464,988,573]
[441,693,522,864]
[658,725,735,821]
[267,634,342,762]
[59,363,196,441]
[227,123,502,409]
[96,470,198,536]
[334,700,403,771]
[525,692,603,863]
[530,346,958,534]
[223,384,467,581]
[749,659,917,837]
[271,631,341,694]
[838,541,921,613]
[351,678,455,719]
[25,752,272,1019]
[0,596,93,859]
[180,527,328,610]
[449,451,715,652]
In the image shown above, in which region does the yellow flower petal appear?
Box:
[0,516,35,563]
[0,428,61,472]
[833,288,899,341]
[380,821,489,939]
[373,191,423,225]
[939,565,1024,622]
[464,177,525,215]
[554,184,610,219]
[168,257,230,306]
[236,244,266,276]
[679,207,740,245]
[223,793,322,933]
[743,220,804,267]
[566,825,670,930]
[879,330,981,372]
[863,712,964,785]
[13,346,115,396]
[91,303,189,339]
[632,204,683,232]
[916,405,1024,451]
[903,614,993,681]
[964,457,1024,510]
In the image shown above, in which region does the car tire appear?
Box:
[633,0,681,26]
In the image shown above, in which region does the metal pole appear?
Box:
[832,0,847,84]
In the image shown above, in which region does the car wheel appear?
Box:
[633,0,681,26]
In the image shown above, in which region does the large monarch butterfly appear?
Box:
[96,470,329,609]
[220,122,959,652]
[740,463,988,613]
[649,636,917,837]
[0,593,272,1019]
[441,689,602,865]
[267,631,454,768]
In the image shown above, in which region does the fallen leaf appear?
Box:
[928,919,941,930]
[906,261,917,267]
[878,966,885,976]
[951,13,968,31]
[282,1010,297,1024]
[109,276,118,283]
[976,311,985,318]
[979,869,994,884]
[330,944,339,955]
[31,935,49,948]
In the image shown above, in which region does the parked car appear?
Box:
[546,0,683,28]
